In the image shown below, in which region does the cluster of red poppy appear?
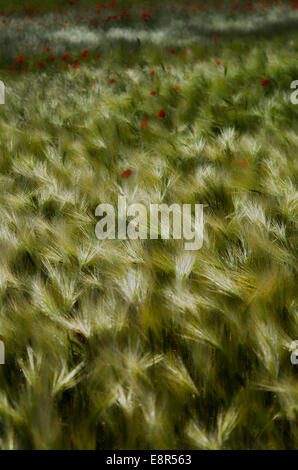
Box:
[61,53,71,61]
[7,40,272,103]
[139,109,166,129]
[123,86,252,178]
[1,2,285,188]
[7,43,207,73]
[0,0,296,33]
[9,47,104,72]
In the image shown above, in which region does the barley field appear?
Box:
[0,0,297,450]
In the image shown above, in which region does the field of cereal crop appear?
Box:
[0,0,297,450]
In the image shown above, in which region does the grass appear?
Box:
[0,0,297,450]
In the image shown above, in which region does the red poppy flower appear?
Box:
[141,118,149,128]
[261,78,270,86]
[109,78,116,84]
[212,36,218,42]
[216,61,222,65]
[141,13,151,21]
[169,49,176,54]
[157,110,165,118]
[23,68,29,73]
[82,49,89,58]
[37,62,45,68]
[173,85,180,91]
[238,159,248,167]
[72,63,79,69]
[9,66,15,71]
[15,55,25,65]
[167,66,172,70]
[95,53,101,58]
[150,91,157,95]
[150,70,155,76]
[61,53,71,61]
[45,47,51,52]
[49,56,56,62]
[121,169,132,178]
